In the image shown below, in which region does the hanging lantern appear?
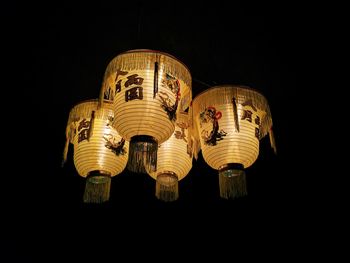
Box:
[62,100,129,203]
[192,85,275,199]
[100,49,192,173]
[147,112,193,202]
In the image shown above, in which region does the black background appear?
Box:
[3,1,330,261]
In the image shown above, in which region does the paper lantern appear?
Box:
[100,49,192,173]
[192,85,275,199]
[147,112,193,202]
[62,100,129,203]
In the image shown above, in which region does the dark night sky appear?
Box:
[3,1,328,260]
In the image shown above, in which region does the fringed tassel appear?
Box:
[269,128,277,154]
[62,123,75,167]
[68,100,114,126]
[61,138,69,167]
[232,97,240,132]
[87,111,95,141]
[219,164,247,199]
[103,50,192,88]
[83,172,111,203]
[127,136,158,173]
[193,85,273,138]
[156,173,179,202]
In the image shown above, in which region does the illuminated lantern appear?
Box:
[62,100,129,203]
[192,85,275,199]
[147,112,193,202]
[100,49,192,173]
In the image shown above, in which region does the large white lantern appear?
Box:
[100,49,192,173]
[147,112,193,202]
[192,85,275,199]
[63,100,129,203]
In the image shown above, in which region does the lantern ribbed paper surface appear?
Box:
[100,49,192,173]
[148,112,193,201]
[64,100,129,203]
[192,85,273,199]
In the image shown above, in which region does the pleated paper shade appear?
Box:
[148,112,193,201]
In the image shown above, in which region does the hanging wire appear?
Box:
[193,78,212,88]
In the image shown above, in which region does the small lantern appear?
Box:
[100,49,192,173]
[192,85,275,199]
[62,100,129,203]
[147,112,193,202]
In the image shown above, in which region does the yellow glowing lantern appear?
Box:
[192,85,275,199]
[62,100,129,203]
[147,112,193,202]
[100,49,192,173]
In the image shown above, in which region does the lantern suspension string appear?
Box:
[192,77,212,88]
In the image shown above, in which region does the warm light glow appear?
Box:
[61,51,276,203]
[101,49,192,144]
[148,112,193,181]
[148,112,193,201]
[192,85,273,170]
[192,85,274,199]
[66,100,129,178]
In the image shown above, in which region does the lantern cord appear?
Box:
[269,128,277,154]
[232,97,240,132]
[192,78,212,88]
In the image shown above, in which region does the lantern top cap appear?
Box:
[193,85,269,103]
[117,49,191,73]
[71,98,112,107]
[69,99,113,114]
[66,99,114,128]
[192,84,273,140]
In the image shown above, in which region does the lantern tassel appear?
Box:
[62,123,74,167]
[61,138,69,167]
[83,171,111,203]
[192,86,273,138]
[127,136,158,173]
[269,128,277,154]
[232,97,240,132]
[103,50,192,89]
[156,173,179,202]
[219,164,247,199]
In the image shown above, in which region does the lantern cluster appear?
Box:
[63,50,275,203]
